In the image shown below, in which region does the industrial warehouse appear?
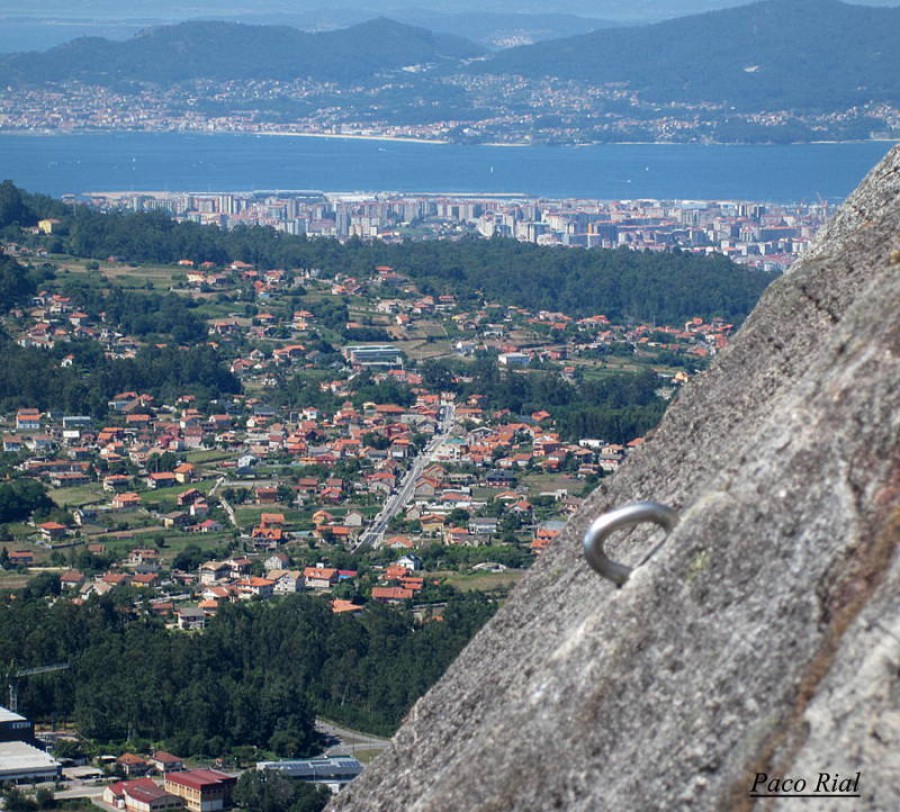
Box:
[0,705,61,784]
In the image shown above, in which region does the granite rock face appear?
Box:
[330,146,900,811]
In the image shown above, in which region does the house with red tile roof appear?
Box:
[103,777,182,812]
[177,488,203,507]
[532,526,561,553]
[103,474,132,492]
[235,577,275,601]
[149,751,184,774]
[198,598,221,615]
[164,769,236,812]
[172,463,196,484]
[384,564,410,581]
[7,549,34,566]
[251,526,283,546]
[259,513,285,528]
[59,570,85,590]
[146,472,177,489]
[116,753,151,777]
[304,567,338,590]
[371,586,414,604]
[254,486,279,504]
[37,521,67,543]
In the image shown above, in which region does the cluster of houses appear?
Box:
[99,750,363,812]
[44,541,431,629]
[103,754,236,812]
[2,381,639,590]
[0,242,735,630]
[181,552,429,627]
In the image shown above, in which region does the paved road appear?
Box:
[316,718,391,756]
[54,785,107,802]
[209,476,224,497]
[355,401,455,551]
[212,477,238,528]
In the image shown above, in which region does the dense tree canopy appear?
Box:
[0,251,49,310]
[0,479,54,524]
[0,339,239,415]
[0,180,31,229]
[0,589,496,750]
[458,357,668,444]
[234,770,330,812]
[58,280,209,344]
[398,236,767,323]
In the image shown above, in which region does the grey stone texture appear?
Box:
[330,145,900,812]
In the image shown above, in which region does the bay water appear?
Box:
[0,132,895,202]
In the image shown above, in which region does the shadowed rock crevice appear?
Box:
[329,145,900,812]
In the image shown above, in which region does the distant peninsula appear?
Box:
[0,0,897,145]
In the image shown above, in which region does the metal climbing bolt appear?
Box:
[583,501,679,586]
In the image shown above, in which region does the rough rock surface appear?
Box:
[330,146,900,811]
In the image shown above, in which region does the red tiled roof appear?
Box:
[372,586,414,601]
[304,567,337,580]
[127,785,175,804]
[166,769,235,791]
[332,599,364,614]
[108,778,157,798]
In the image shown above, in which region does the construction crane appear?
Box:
[6,663,70,713]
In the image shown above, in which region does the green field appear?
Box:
[0,570,31,590]
[48,484,106,508]
[394,338,454,361]
[233,505,307,528]
[97,261,181,290]
[59,258,183,290]
[441,570,525,593]
[185,449,240,465]
[520,473,582,495]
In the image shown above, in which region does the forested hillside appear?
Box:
[478,0,900,111]
[0,19,484,86]
[0,339,240,415]
[5,184,773,325]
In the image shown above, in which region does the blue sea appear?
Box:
[0,133,895,202]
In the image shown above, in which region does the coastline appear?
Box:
[259,131,449,146]
[0,128,449,146]
[0,127,896,149]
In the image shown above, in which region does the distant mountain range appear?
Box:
[0,10,616,55]
[1,0,896,113]
[0,0,897,144]
[477,0,900,110]
[0,18,485,85]
[318,11,618,49]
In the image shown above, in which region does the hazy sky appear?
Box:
[1,0,896,22]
